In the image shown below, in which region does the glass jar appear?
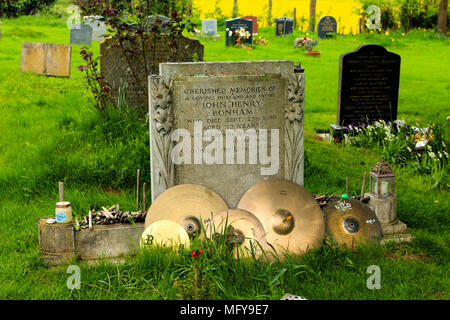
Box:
[55,201,72,224]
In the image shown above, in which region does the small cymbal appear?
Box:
[140,220,190,250]
[204,209,268,258]
[324,198,383,248]
[238,179,325,255]
[145,184,228,235]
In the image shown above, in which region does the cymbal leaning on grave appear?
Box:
[145,184,228,235]
[204,209,268,259]
[237,179,325,256]
[323,198,383,249]
[140,220,190,250]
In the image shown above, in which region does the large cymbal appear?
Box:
[324,198,383,248]
[204,209,268,258]
[237,179,325,255]
[145,184,228,235]
[140,220,190,250]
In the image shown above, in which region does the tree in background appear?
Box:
[308,0,317,32]
[437,0,448,34]
[232,0,238,18]
[267,0,272,27]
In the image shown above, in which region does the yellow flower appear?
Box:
[434,200,438,204]
[402,33,405,36]
[385,31,389,36]
[370,30,374,34]
[392,38,395,42]
[429,134,434,141]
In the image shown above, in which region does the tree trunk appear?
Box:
[268,0,272,27]
[232,0,238,18]
[308,0,317,32]
[293,7,297,30]
[437,0,448,34]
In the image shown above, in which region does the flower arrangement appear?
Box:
[227,27,251,46]
[294,37,319,51]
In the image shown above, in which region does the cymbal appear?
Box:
[140,220,190,250]
[204,209,268,258]
[237,179,325,255]
[145,184,228,235]
[323,198,383,248]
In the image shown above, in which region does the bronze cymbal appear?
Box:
[145,184,228,235]
[204,209,268,258]
[324,198,383,249]
[237,179,325,255]
[140,220,190,250]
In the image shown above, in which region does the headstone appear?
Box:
[225,18,253,46]
[70,23,93,45]
[317,15,337,39]
[241,16,258,34]
[275,17,294,36]
[336,44,401,127]
[83,16,107,42]
[20,42,71,77]
[149,61,305,207]
[202,19,217,37]
[100,35,204,109]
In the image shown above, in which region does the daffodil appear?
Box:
[385,31,389,36]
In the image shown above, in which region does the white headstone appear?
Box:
[83,16,107,42]
[202,19,217,37]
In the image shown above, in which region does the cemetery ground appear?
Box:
[0,14,449,300]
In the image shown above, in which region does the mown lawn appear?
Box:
[0,12,449,300]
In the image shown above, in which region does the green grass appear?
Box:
[0,11,449,300]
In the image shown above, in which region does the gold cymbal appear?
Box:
[237,179,325,255]
[204,209,268,258]
[145,184,228,235]
[140,220,190,250]
[324,198,383,249]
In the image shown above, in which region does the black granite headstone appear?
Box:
[225,18,253,46]
[275,17,294,36]
[317,15,337,39]
[336,44,401,126]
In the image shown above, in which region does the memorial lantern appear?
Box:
[369,160,395,199]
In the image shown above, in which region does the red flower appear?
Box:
[191,249,204,257]
[76,65,86,71]
[334,137,339,143]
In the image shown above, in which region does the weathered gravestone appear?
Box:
[100,35,204,108]
[70,23,93,45]
[241,16,258,34]
[275,17,294,36]
[317,15,337,39]
[83,16,107,42]
[225,18,253,46]
[149,61,305,207]
[335,44,401,127]
[146,15,170,23]
[202,19,218,37]
[20,42,71,77]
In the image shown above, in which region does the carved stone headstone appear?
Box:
[149,61,305,207]
[83,16,107,42]
[100,35,204,109]
[336,44,401,126]
[225,18,253,46]
[241,15,258,34]
[202,19,218,37]
[275,17,294,36]
[70,23,93,45]
[20,42,71,77]
[317,15,337,39]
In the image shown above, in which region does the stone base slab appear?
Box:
[38,218,145,265]
[380,233,413,244]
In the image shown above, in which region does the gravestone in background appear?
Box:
[225,18,253,46]
[146,15,170,23]
[202,19,218,37]
[241,15,258,34]
[149,61,305,207]
[336,44,401,127]
[70,23,93,45]
[83,16,107,42]
[317,15,337,39]
[20,42,71,77]
[100,35,204,109]
[275,17,294,36]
